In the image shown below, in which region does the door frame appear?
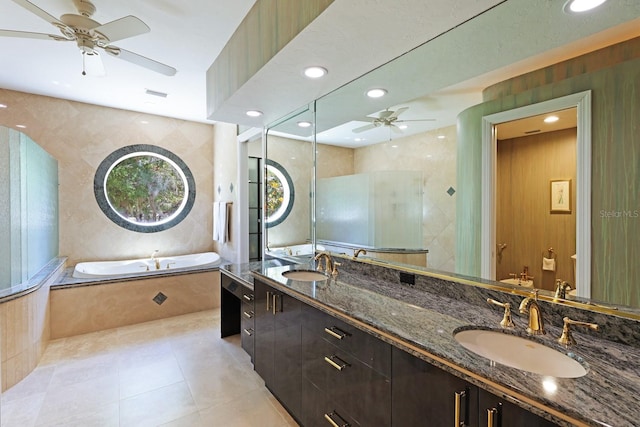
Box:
[481,91,591,297]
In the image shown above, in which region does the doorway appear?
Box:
[481,91,592,298]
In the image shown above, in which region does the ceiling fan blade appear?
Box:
[11,0,65,26]
[390,124,403,134]
[388,107,409,121]
[377,110,394,119]
[395,119,436,123]
[353,123,377,133]
[94,16,150,44]
[0,29,65,40]
[81,51,106,77]
[103,46,176,76]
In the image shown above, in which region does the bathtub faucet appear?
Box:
[151,250,160,270]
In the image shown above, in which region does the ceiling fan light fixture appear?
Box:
[246,110,263,117]
[366,88,387,98]
[563,0,607,13]
[303,66,328,79]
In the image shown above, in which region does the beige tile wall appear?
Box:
[0,89,215,266]
[353,126,457,271]
[49,271,220,339]
[0,264,62,391]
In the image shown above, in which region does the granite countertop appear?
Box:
[239,261,640,427]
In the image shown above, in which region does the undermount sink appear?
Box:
[282,270,328,282]
[454,329,587,378]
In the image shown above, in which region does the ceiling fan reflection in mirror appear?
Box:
[0,0,176,76]
[352,107,435,134]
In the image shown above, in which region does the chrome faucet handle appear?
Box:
[558,316,599,346]
[487,298,515,328]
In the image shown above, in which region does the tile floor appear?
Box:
[1,309,299,427]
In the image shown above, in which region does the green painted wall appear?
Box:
[456,38,640,308]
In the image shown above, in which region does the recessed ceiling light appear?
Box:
[297,121,312,128]
[544,115,559,123]
[398,125,408,129]
[366,88,387,98]
[246,110,263,117]
[16,124,26,129]
[0,103,7,108]
[563,0,607,13]
[391,145,398,148]
[437,135,446,139]
[354,138,365,142]
[140,120,149,124]
[303,66,328,79]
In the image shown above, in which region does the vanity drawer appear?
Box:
[301,379,359,427]
[301,303,391,377]
[302,327,391,427]
[241,292,255,361]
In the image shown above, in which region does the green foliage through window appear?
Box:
[266,168,284,218]
[106,155,185,223]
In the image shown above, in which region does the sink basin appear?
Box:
[499,278,534,288]
[454,329,586,378]
[282,270,328,282]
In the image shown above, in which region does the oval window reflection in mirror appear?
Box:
[265,159,294,228]
[94,144,195,233]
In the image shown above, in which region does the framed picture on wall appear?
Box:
[550,179,571,213]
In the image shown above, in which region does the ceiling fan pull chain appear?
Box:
[82,51,86,76]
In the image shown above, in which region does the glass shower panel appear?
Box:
[372,171,423,248]
[317,174,371,246]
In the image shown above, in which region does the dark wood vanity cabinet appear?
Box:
[478,389,558,427]
[392,347,559,427]
[253,279,303,421]
[252,278,558,427]
[240,289,254,362]
[301,303,392,427]
[392,346,479,427]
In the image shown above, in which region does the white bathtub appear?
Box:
[72,252,221,279]
[266,244,324,258]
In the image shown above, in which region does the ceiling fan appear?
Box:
[0,0,176,76]
[352,107,435,134]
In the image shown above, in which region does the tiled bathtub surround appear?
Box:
[252,257,640,426]
[50,269,221,338]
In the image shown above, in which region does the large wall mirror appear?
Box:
[265,0,640,312]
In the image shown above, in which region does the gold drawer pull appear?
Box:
[454,389,468,427]
[324,355,349,371]
[243,328,253,336]
[487,408,499,427]
[324,326,347,340]
[324,411,349,427]
[243,310,254,319]
[242,293,253,302]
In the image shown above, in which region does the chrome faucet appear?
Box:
[314,252,339,277]
[151,249,160,270]
[519,289,545,335]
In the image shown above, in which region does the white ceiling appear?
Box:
[0,0,639,133]
[0,0,256,122]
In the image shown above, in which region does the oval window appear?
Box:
[94,145,195,233]
[265,159,294,228]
